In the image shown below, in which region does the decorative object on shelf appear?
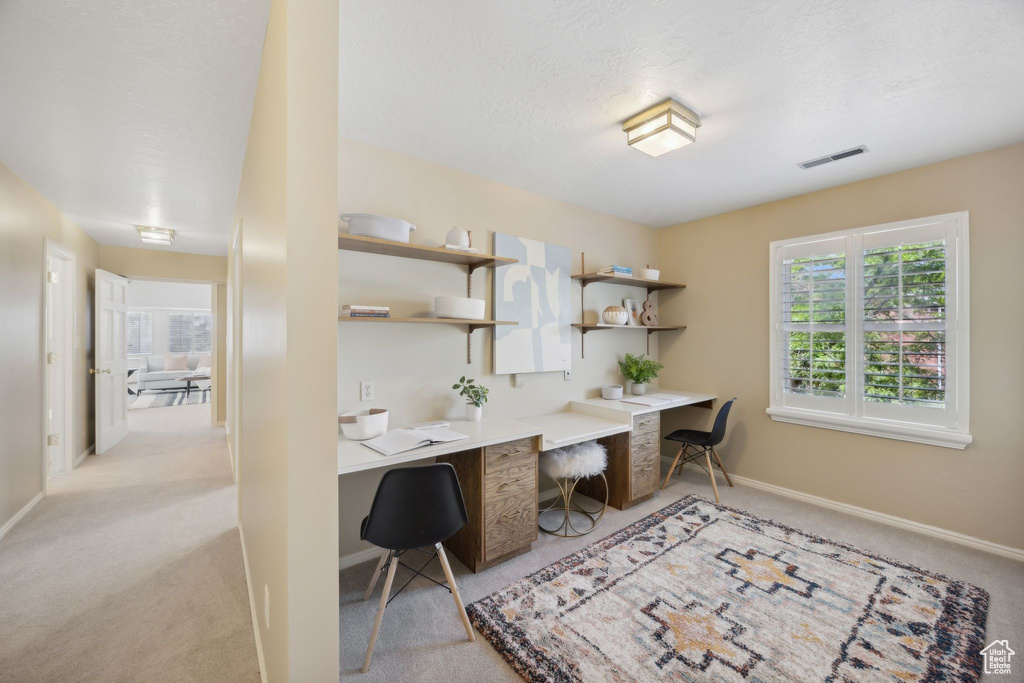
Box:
[623,298,642,326]
[339,408,389,440]
[638,265,660,281]
[618,352,664,396]
[493,233,571,374]
[601,384,623,400]
[601,305,628,326]
[434,296,485,321]
[340,213,416,243]
[453,376,489,421]
[639,299,658,327]
[446,226,470,248]
[341,304,390,318]
[622,97,702,157]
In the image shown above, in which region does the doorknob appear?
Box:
[88,368,111,374]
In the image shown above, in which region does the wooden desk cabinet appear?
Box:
[437,436,539,573]
[578,412,660,510]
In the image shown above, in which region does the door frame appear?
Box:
[43,239,76,482]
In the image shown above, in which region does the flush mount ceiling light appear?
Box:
[136,225,174,246]
[623,98,702,157]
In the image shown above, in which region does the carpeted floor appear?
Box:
[339,468,1024,681]
[0,404,259,682]
[129,388,211,409]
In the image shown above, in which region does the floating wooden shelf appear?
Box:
[572,272,686,294]
[571,323,686,358]
[338,234,517,273]
[339,316,515,333]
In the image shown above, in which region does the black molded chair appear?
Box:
[661,398,737,502]
[359,463,475,672]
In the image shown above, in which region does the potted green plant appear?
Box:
[617,353,664,396]
[453,376,489,421]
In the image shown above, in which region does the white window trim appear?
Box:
[767,211,971,450]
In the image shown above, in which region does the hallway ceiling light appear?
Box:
[623,99,701,157]
[136,226,174,246]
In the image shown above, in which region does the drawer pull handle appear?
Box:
[499,478,524,488]
[502,511,520,519]
[500,450,528,458]
[641,466,654,472]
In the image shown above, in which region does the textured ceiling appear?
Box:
[0,0,270,255]
[339,0,1024,228]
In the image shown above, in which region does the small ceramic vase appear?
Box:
[446,226,470,248]
[466,404,482,421]
[602,305,629,325]
[631,383,647,396]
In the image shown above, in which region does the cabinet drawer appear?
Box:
[630,438,660,500]
[484,458,537,561]
[485,437,537,473]
[632,412,660,437]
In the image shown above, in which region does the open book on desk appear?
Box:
[362,427,468,456]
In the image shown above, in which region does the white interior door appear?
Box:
[45,247,73,474]
[95,269,128,453]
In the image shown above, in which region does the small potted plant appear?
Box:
[618,353,664,396]
[453,376,489,421]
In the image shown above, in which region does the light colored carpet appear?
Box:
[129,388,211,409]
[340,468,1024,681]
[0,404,259,682]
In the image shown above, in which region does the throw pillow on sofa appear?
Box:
[164,353,189,371]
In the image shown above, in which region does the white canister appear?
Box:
[466,404,482,421]
[602,385,623,400]
[602,306,629,325]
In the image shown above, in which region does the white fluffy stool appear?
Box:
[538,441,609,537]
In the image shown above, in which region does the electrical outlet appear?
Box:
[564,369,572,381]
[360,381,374,401]
[263,584,270,630]
[513,373,526,388]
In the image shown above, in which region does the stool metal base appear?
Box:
[538,472,608,537]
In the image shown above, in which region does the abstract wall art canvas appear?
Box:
[493,233,571,374]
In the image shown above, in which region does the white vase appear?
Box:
[631,383,647,396]
[466,404,482,421]
[446,226,470,248]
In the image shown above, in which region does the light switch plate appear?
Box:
[564,369,572,381]
[514,374,526,388]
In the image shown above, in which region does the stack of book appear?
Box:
[598,265,633,277]
[342,305,390,318]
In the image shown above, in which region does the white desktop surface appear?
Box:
[337,417,542,475]
[523,412,630,451]
[571,389,717,418]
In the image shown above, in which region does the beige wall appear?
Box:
[98,245,229,425]
[656,142,1024,550]
[231,0,339,679]
[0,160,99,531]
[337,138,662,557]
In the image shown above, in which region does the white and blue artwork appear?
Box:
[493,233,571,374]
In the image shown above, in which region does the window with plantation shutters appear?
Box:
[768,212,970,449]
[169,312,213,353]
[127,312,152,355]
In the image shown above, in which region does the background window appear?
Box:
[127,311,152,355]
[169,313,213,353]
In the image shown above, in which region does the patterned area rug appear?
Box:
[128,389,210,409]
[468,495,988,682]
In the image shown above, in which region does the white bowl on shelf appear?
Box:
[339,408,388,440]
[639,268,660,281]
[434,296,485,320]
[602,385,623,400]
[340,214,416,243]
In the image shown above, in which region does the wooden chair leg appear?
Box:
[362,551,399,673]
[710,447,733,487]
[436,543,475,642]
[703,450,720,502]
[661,445,686,490]
[363,550,388,601]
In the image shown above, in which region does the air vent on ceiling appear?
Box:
[798,145,868,170]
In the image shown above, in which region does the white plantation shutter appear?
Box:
[168,313,194,353]
[193,313,213,352]
[127,312,152,355]
[768,213,970,448]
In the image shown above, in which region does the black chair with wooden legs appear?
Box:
[360,463,475,672]
[661,398,737,502]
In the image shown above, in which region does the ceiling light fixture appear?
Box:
[136,225,174,246]
[623,98,701,157]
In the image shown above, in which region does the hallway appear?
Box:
[0,404,259,682]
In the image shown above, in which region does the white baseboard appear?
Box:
[238,526,268,683]
[216,420,226,427]
[339,546,385,571]
[75,444,94,467]
[666,457,1024,562]
[0,491,44,543]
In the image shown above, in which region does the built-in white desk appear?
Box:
[337,389,715,572]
